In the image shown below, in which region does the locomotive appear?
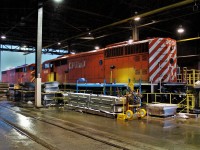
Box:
[1,64,35,84]
[41,37,177,84]
[2,37,177,85]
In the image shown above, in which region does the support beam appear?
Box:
[198,61,200,70]
[132,25,139,41]
[35,1,43,107]
[0,44,67,55]
[0,50,1,81]
[35,78,42,107]
[44,0,194,48]
[151,81,154,93]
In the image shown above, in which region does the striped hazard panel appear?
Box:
[149,38,177,83]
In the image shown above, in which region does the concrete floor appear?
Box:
[0,100,200,150]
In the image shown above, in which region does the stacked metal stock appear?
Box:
[42,81,59,106]
[0,82,9,100]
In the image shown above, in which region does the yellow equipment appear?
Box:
[117,90,147,121]
[117,98,126,120]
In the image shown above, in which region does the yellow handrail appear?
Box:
[177,68,200,86]
[143,93,195,112]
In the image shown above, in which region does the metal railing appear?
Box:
[142,93,195,113]
[177,68,200,86]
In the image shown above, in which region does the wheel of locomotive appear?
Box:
[138,109,147,118]
[125,110,133,120]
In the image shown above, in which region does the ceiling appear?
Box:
[0,0,200,54]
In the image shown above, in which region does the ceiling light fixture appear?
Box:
[177,25,184,33]
[53,0,63,3]
[134,17,140,21]
[71,52,76,54]
[128,36,133,44]
[58,42,61,45]
[95,46,100,50]
[134,11,140,21]
[1,35,6,39]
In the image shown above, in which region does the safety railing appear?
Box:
[142,93,195,113]
[177,68,200,86]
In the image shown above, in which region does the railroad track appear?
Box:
[0,103,165,150]
[0,117,56,150]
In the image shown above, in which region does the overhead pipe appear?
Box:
[44,0,194,48]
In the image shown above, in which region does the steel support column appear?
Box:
[0,50,1,81]
[198,60,200,70]
[132,25,139,41]
[35,1,43,107]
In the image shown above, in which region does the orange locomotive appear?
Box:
[1,64,35,84]
[1,38,177,85]
[41,37,177,84]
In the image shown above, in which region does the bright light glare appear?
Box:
[1,35,6,39]
[177,28,184,33]
[177,25,184,34]
[71,51,76,54]
[134,17,140,21]
[18,115,31,128]
[58,42,61,45]
[54,0,63,3]
[128,39,133,44]
[23,45,27,48]
[95,46,99,50]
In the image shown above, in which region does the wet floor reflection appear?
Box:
[1,101,200,149]
[0,119,48,150]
